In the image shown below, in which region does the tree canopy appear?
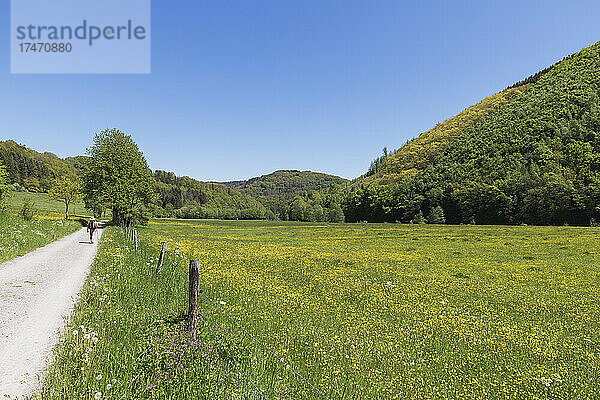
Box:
[84,129,155,224]
[48,176,82,219]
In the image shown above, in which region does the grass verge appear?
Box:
[0,213,81,264]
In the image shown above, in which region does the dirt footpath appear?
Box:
[0,226,102,398]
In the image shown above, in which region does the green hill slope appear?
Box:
[153,170,272,220]
[0,140,80,192]
[347,41,600,226]
[223,170,348,196]
[364,85,528,183]
[221,170,348,216]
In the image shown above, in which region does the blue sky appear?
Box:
[1,1,600,181]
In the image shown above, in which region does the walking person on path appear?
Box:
[87,217,98,244]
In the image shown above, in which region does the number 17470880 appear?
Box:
[19,42,72,53]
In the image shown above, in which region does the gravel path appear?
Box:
[0,226,102,398]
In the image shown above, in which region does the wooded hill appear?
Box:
[348,41,600,226]
[153,170,272,220]
[361,86,528,183]
[220,170,349,217]
[0,140,81,192]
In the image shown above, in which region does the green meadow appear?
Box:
[41,220,600,399]
[6,191,91,218]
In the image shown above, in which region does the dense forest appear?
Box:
[221,170,348,220]
[153,170,273,220]
[346,41,600,226]
[0,140,80,192]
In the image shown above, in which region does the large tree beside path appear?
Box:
[83,129,155,225]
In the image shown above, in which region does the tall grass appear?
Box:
[0,213,80,263]
[41,228,266,400]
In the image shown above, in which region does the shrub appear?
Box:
[19,198,36,221]
[411,210,426,224]
[427,206,446,224]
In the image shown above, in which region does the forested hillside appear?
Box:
[153,170,272,220]
[222,170,348,218]
[362,85,528,183]
[0,140,80,192]
[347,41,600,226]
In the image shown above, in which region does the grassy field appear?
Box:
[0,213,81,263]
[42,220,600,399]
[6,191,91,218]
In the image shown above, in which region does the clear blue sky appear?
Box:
[1,1,599,181]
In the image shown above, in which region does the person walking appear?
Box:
[87,217,98,244]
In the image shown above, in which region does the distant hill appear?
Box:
[0,140,80,192]
[153,170,272,220]
[347,41,600,226]
[222,169,348,196]
[220,170,349,216]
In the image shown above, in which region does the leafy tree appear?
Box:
[329,204,345,222]
[48,176,82,219]
[288,196,308,221]
[84,129,155,225]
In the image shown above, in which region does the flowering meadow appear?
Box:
[42,220,600,399]
[0,213,80,263]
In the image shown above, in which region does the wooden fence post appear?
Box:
[156,242,167,274]
[188,260,200,339]
[134,230,138,251]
